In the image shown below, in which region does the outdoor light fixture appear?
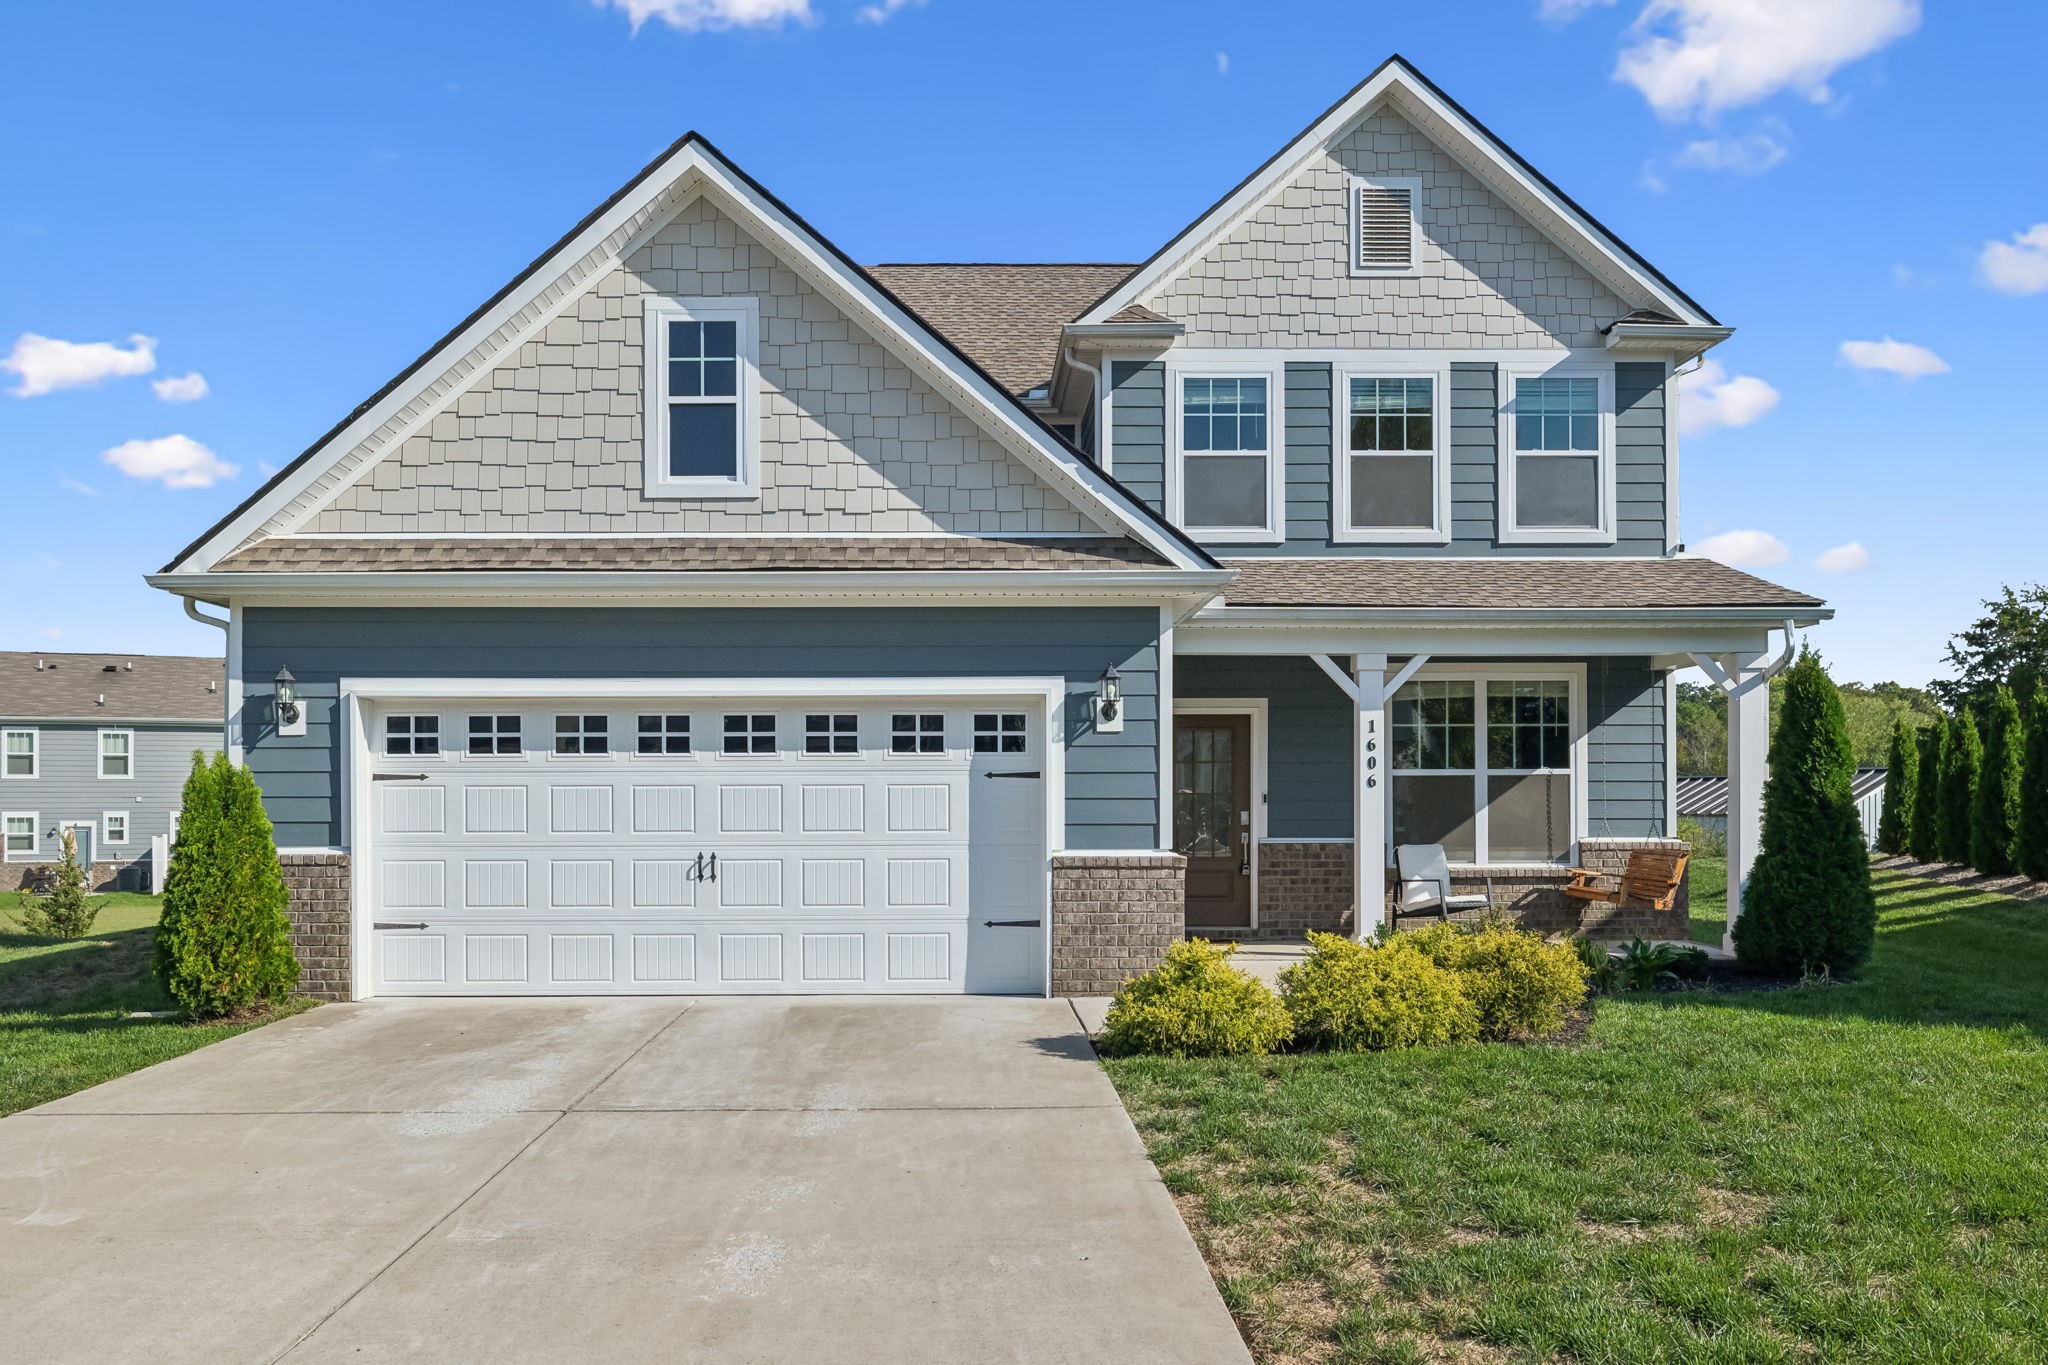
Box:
[1095,665,1124,733]
[275,667,306,737]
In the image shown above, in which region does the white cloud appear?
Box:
[1215,51,1230,75]
[2,332,156,397]
[1678,359,1780,436]
[101,434,237,489]
[151,371,209,403]
[1613,0,1921,120]
[1695,529,1790,568]
[1976,223,2048,297]
[57,476,104,498]
[1838,336,1948,380]
[599,0,813,32]
[1672,126,1789,174]
[38,627,62,640]
[1816,541,1871,572]
[1539,0,1617,18]
[857,0,922,20]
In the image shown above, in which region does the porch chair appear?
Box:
[1393,844,1494,922]
[1562,848,1689,912]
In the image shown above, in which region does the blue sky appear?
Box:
[2,0,2039,688]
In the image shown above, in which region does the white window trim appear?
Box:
[642,295,761,501]
[1332,363,1452,545]
[59,820,95,862]
[102,811,130,845]
[3,811,38,861]
[2,728,37,780]
[1390,663,1588,867]
[383,713,446,759]
[1496,363,1617,546]
[98,728,136,781]
[1348,175,1422,278]
[1167,363,1286,545]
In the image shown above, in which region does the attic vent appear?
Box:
[1353,178,1418,272]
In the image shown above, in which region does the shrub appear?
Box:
[1875,716,1918,856]
[1909,723,1943,864]
[1404,920,1589,1041]
[1278,931,1478,1051]
[1733,649,1877,975]
[154,751,300,1019]
[1939,710,1981,866]
[1570,936,1620,994]
[2021,681,2048,883]
[1098,939,1293,1058]
[9,828,98,939]
[1676,815,1726,858]
[1973,686,2023,876]
[1614,937,1708,991]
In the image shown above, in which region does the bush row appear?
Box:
[1881,677,2048,883]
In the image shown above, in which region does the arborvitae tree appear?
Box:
[154,751,300,1018]
[1733,649,1877,974]
[1940,710,1982,865]
[10,826,99,939]
[1973,686,2023,875]
[1909,723,1943,863]
[1875,717,1918,855]
[2019,681,2048,882]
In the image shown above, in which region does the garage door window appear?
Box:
[469,715,521,756]
[386,716,440,756]
[974,713,1028,754]
[555,715,609,755]
[637,714,691,755]
[805,713,858,755]
[892,713,944,754]
[724,714,776,755]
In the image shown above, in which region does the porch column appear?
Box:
[1353,654,1389,940]
[1724,650,1769,952]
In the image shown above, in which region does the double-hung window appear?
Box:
[2,729,35,779]
[1337,371,1445,542]
[1175,373,1279,540]
[1389,672,1580,865]
[643,296,759,499]
[99,730,134,779]
[103,812,129,845]
[3,812,35,861]
[1500,370,1613,543]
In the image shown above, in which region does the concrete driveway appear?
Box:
[0,997,1248,1364]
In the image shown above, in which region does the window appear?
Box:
[3,813,35,861]
[554,715,608,755]
[973,713,1028,754]
[385,715,440,756]
[168,810,181,846]
[1389,674,1577,865]
[468,715,521,756]
[1502,372,1611,542]
[103,812,128,845]
[98,730,134,779]
[2,729,35,779]
[1351,176,1420,274]
[891,713,945,754]
[1339,373,1444,541]
[1176,374,1278,539]
[637,715,691,755]
[805,714,858,755]
[643,296,759,499]
[724,714,776,755]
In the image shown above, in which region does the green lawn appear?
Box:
[1689,854,1727,946]
[0,893,311,1115]
[1108,868,2048,1363]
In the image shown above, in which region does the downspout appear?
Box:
[183,595,236,763]
[1062,347,1105,467]
[184,597,229,632]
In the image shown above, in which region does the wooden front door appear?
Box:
[1174,714,1252,928]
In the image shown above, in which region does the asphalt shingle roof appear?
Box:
[865,264,1136,396]
[0,652,223,723]
[1219,557,1826,610]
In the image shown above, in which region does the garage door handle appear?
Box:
[983,919,1042,928]
[374,921,429,931]
[372,773,430,782]
[982,771,1041,780]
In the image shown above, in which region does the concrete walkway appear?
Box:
[0,998,1248,1364]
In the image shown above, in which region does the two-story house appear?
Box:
[2,652,224,890]
[148,57,1825,1002]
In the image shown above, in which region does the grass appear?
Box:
[1688,855,1727,946]
[1107,868,2048,1363]
[0,892,311,1115]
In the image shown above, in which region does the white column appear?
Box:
[1724,650,1769,952]
[1354,654,1389,940]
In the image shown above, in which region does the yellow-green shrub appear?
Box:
[1279,931,1478,1051]
[1404,920,1589,1041]
[1098,939,1293,1058]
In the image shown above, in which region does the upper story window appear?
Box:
[1350,176,1420,275]
[1499,370,1614,545]
[98,730,134,779]
[2,729,35,779]
[642,296,759,500]
[1337,372,1446,543]
[1173,372,1281,542]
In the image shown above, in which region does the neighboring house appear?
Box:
[147,57,1827,1002]
[1679,768,1886,849]
[1,652,224,891]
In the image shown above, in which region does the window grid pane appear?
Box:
[973,713,1029,754]
[724,714,776,755]
[4,732,32,777]
[554,714,608,755]
[1182,376,1269,452]
[805,713,858,755]
[385,715,440,756]
[1348,377,1433,452]
[1512,377,1599,452]
[636,714,691,755]
[468,715,521,756]
[891,713,944,754]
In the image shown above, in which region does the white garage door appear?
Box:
[363,694,1047,996]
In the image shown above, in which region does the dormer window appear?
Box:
[642,296,760,499]
[1350,176,1420,275]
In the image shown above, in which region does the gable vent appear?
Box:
[1354,182,1415,271]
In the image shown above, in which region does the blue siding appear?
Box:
[240,607,1164,851]
[1614,361,1668,553]
[0,723,219,864]
[1282,363,1334,545]
[1587,656,1668,838]
[1107,360,1165,513]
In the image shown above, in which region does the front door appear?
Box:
[60,822,94,872]
[1174,715,1252,929]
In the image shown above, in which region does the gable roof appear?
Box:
[159,138,1214,577]
[0,652,223,724]
[1076,55,1717,330]
[865,264,1134,396]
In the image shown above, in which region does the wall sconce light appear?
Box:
[1094,665,1124,733]
[275,667,306,737]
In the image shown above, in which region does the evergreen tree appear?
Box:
[1973,686,2023,875]
[10,826,99,939]
[2020,680,2048,882]
[1875,717,1918,855]
[1908,722,1943,863]
[154,751,300,1017]
[1940,710,1981,865]
[1733,649,1877,974]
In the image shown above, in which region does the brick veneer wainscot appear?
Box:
[1050,852,1186,996]
[280,853,352,1002]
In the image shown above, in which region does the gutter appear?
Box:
[1195,604,1833,628]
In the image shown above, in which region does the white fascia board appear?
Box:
[341,676,1068,702]
[1604,323,1733,359]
